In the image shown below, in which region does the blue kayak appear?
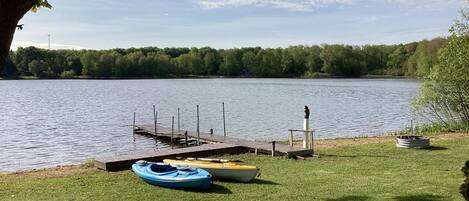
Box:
[132,160,212,190]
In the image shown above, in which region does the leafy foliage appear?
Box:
[31,0,52,13]
[413,8,469,124]
[5,37,450,79]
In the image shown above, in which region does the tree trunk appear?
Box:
[0,0,37,76]
[0,21,18,76]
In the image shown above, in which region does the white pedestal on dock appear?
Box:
[303,118,310,149]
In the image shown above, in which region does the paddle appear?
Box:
[184,157,244,163]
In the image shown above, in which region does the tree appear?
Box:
[96,53,116,78]
[361,45,388,74]
[241,51,258,76]
[13,46,45,75]
[413,7,469,124]
[3,55,18,77]
[80,51,99,77]
[172,54,191,76]
[305,45,323,73]
[204,52,219,75]
[66,56,83,75]
[28,60,48,78]
[405,38,447,77]
[219,49,243,76]
[0,0,52,76]
[320,45,364,77]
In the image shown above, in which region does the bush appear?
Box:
[413,8,469,124]
[60,70,76,79]
[418,122,469,134]
[461,160,469,201]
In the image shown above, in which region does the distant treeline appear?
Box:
[3,37,447,78]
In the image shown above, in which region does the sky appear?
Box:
[11,0,468,50]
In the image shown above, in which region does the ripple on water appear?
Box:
[0,79,421,171]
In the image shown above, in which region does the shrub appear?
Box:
[461,160,469,201]
[60,70,76,79]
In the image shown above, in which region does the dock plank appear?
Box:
[94,143,246,171]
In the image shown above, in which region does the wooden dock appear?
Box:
[94,124,312,171]
[135,124,312,156]
[94,143,246,171]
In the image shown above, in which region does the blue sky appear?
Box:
[11,0,467,50]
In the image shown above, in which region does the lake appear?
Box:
[0,79,420,171]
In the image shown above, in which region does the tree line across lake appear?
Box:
[2,37,446,79]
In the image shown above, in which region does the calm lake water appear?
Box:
[0,79,420,171]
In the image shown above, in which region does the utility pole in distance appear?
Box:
[48,34,51,50]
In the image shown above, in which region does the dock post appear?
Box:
[303,106,310,149]
[411,119,414,135]
[171,116,174,148]
[132,112,136,142]
[177,108,180,132]
[310,131,314,153]
[271,141,276,157]
[289,130,293,147]
[222,102,226,137]
[153,105,158,142]
[254,148,258,155]
[197,105,200,145]
[184,131,188,147]
[210,129,213,135]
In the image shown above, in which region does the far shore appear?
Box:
[0,74,419,81]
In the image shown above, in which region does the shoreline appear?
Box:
[0,75,418,80]
[3,131,467,175]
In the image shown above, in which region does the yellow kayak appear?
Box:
[163,158,259,182]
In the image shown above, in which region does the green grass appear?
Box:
[1,138,468,201]
[417,122,469,134]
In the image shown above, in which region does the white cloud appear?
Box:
[196,0,466,11]
[11,41,88,50]
[385,0,466,10]
[196,0,353,11]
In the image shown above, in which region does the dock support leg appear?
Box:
[310,131,314,153]
[153,105,158,145]
[185,131,188,147]
[222,102,226,137]
[271,141,276,157]
[132,112,136,142]
[197,105,200,145]
[289,130,293,147]
[177,108,180,132]
[171,116,174,148]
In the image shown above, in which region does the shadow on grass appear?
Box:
[321,154,389,158]
[325,195,371,201]
[250,178,279,185]
[422,146,448,151]
[393,194,444,201]
[181,183,232,194]
[217,178,279,185]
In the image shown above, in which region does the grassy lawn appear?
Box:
[1,136,468,201]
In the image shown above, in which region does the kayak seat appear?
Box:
[149,164,177,173]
